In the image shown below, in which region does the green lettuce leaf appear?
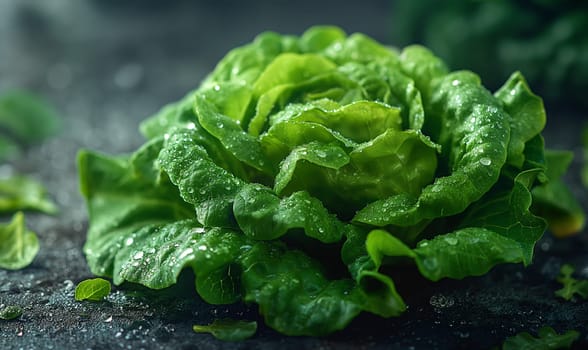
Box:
[75,278,111,301]
[502,326,580,350]
[0,212,39,270]
[0,176,58,214]
[532,150,585,237]
[79,26,582,337]
[0,305,23,320]
[555,264,588,301]
[0,90,60,147]
[193,319,257,341]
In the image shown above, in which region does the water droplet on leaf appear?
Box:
[479,157,491,166]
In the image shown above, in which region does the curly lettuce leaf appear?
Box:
[355,59,510,227]
[358,169,545,281]
[555,264,588,301]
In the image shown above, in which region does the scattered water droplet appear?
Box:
[451,79,460,86]
[63,279,74,290]
[125,237,134,246]
[213,84,221,91]
[186,122,196,130]
[197,245,208,251]
[429,293,455,309]
[105,316,113,323]
[479,157,491,166]
[133,251,144,260]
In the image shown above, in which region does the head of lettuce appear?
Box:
[78,26,583,336]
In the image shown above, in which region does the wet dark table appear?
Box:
[1,1,587,349]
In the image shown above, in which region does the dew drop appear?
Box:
[125,237,134,246]
[451,79,460,86]
[133,251,144,260]
[197,245,208,251]
[213,84,221,91]
[192,227,206,234]
[186,122,196,130]
[479,157,491,166]
[179,248,194,259]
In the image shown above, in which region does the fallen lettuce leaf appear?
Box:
[0,90,60,143]
[193,319,257,341]
[502,326,580,350]
[78,26,582,336]
[555,264,588,301]
[0,175,58,214]
[0,305,23,320]
[0,212,39,270]
[74,278,112,301]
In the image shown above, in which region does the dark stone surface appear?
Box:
[1,1,587,349]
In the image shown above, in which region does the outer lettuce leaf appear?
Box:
[494,72,546,168]
[238,237,405,335]
[78,139,195,277]
[531,150,585,237]
[359,169,545,281]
